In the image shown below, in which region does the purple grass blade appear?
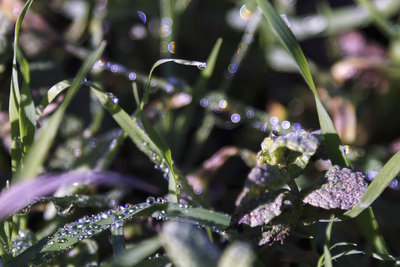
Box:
[0,171,159,220]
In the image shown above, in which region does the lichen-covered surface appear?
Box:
[303,166,368,210]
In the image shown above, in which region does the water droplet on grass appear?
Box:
[146,196,156,205]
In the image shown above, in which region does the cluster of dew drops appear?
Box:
[38,196,228,253]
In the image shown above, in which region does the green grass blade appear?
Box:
[36,79,73,118]
[323,216,334,267]
[344,150,400,218]
[9,0,34,175]
[140,58,206,110]
[7,202,230,266]
[12,42,106,183]
[160,221,220,267]
[255,0,348,167]
[90,84,201,204]
[111,225,125,257]
[106,237,161,267]
[16,48,35,154]
[356,207,388,254]
[218,242,256,267]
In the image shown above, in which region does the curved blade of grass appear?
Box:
[6,202,230,266]
[89,84,200,204]
[318,216,334,267]
[160,221,220,267]
[16,48,35,154]
[12,42,106,183]
[140,58,206,110]
[331,249,400,263]
[9,0,34,174]
[36,79,73,118]
[255,0,347,167]
[344,150,400,218]
[105,237,162,267]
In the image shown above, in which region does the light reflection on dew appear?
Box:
[128,72,137,81]
[239,4,253,21]
[200,98,209,108]
[342,145,350,155]
[167,41,176,53]
[228,63,238,74]
[219,100,228,109]
[160,26,172,37]
[292,123,301,131]
[281,120,291,129]
[137,11,147,24]
[270,116,279,125]
[280,14,292,28]
[245,108,254,119]
[73,148,81,158]
[231,113,241,123]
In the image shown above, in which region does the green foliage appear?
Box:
[1,0,400,266]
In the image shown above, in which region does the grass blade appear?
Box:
[106,237,161,267]
[36,79,73,118]
[344,150,400,218]
[255,0,348,167]
[9,0,34,174]
[12,42,106,183]
[16,48,35,154]
[218,242,256,267]
[160,221,220,267]
[6,202,230,266]
[89,84,200,204]
[140,58,206,110]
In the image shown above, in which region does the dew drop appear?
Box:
[227,63,238,73]
[280,14,292,28]
[245,108,255,119]
[128,72,137,81]
[200,98,209,108]
[292,123,302,131]
[167,41,176,54]
[109,139,118,149]
[270,116,279,125]
[281,120,291,129]
[137,11,147,24]
[73,148,81,157]
[197,62,207,70]
[342,145,350,155]
[219,100,228,109]
[239,4,253,20]
[231,113,241,123]
[146,196,156,205]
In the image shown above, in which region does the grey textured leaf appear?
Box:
[235,189,296,227]
[303,166,368,210]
